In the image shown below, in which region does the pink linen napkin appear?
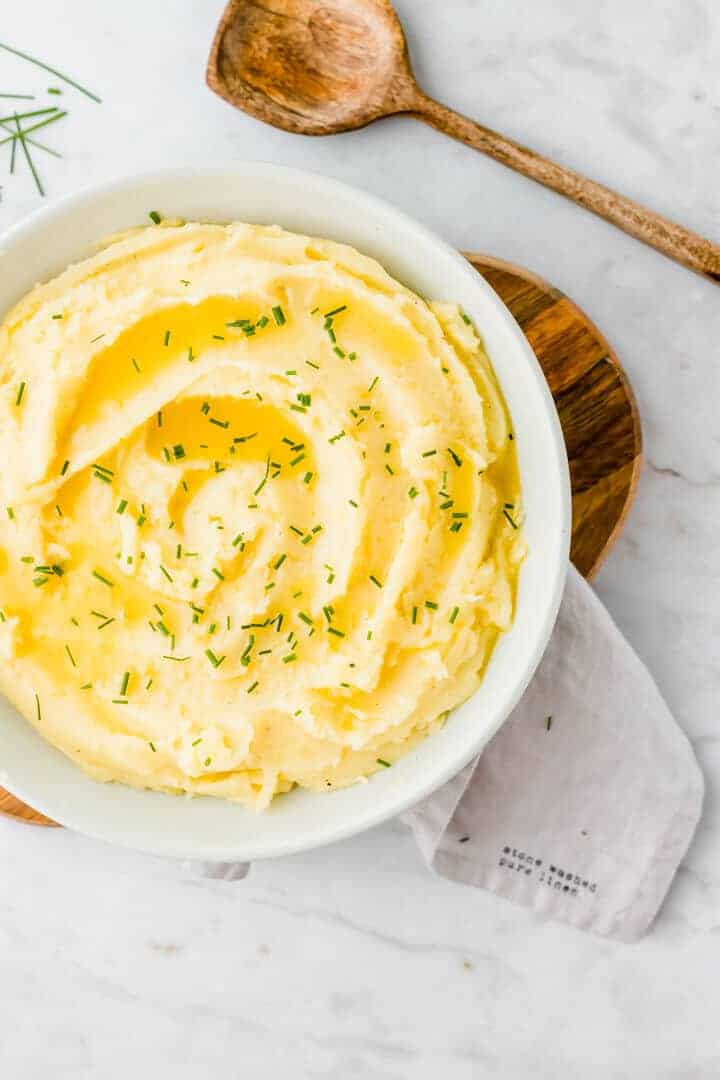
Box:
[197,565,704,940]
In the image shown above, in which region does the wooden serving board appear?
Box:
[0,254,642,827]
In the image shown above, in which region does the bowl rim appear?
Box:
[0,162,571,859]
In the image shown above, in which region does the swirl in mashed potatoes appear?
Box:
[0,221,524,808]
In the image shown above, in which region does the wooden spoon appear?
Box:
[207,0,720,284]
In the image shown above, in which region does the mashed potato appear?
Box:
[0,221,524,808]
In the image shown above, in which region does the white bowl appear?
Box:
[0,164,570,860]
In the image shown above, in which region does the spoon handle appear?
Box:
[411,92,720,284]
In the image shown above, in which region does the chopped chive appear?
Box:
[297,611,313,626]
[209,417,229,428]
[247,681,259,694]
[503,509,519,530]
[282,653,297,663]
[425,600,438,610]
[411,606,418,624]
[205,649,225,668]
[449,606,460,624]
[157,411,163,427]
[369,575,383,589]
[333,346,345,359]
[51,313,63,319]
[35,692,41,724]
[384,464,394,476]
[256,315,269,328]
[64,644,77,667]
[546,715,553,731]
[439,499,454,510]
[212,334,225,341]
[421,449,437,458]
[272,305,286,326]
[447,448,463,468]
[92,570,114,588]
[232,533,244,548]
[367,376,379,393]
[15,381,26,406]
[273,553,287,570]
[348,498,358,508]
[6,506,14,520]
[211,567,224,581]
[408,487,419,500]
[450,521,463,533]
[327,627,345,638]
[163,330,171,347]
[159,565,173,582]
[60,459,70,476]
[148,210,162,224]
[254,455,270,496]
[119,671,130,696]
[116,499,128,514]
[303,471,314,485]
[55,504,63,517]
[306,360,320,370]
[376,758,392,768]
[324,305,347,318]
[290,453,306,467]
[131,357,141,373]
[328,430,346,444]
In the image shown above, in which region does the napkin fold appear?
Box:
[198,566,703,941]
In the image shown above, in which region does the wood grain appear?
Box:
[207,0,720,283]
[0,255,641,827]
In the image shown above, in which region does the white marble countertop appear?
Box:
[1,2,718,1075]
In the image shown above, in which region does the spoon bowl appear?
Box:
[207,0,414,135]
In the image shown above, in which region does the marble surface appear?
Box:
[1,1,718,1075]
